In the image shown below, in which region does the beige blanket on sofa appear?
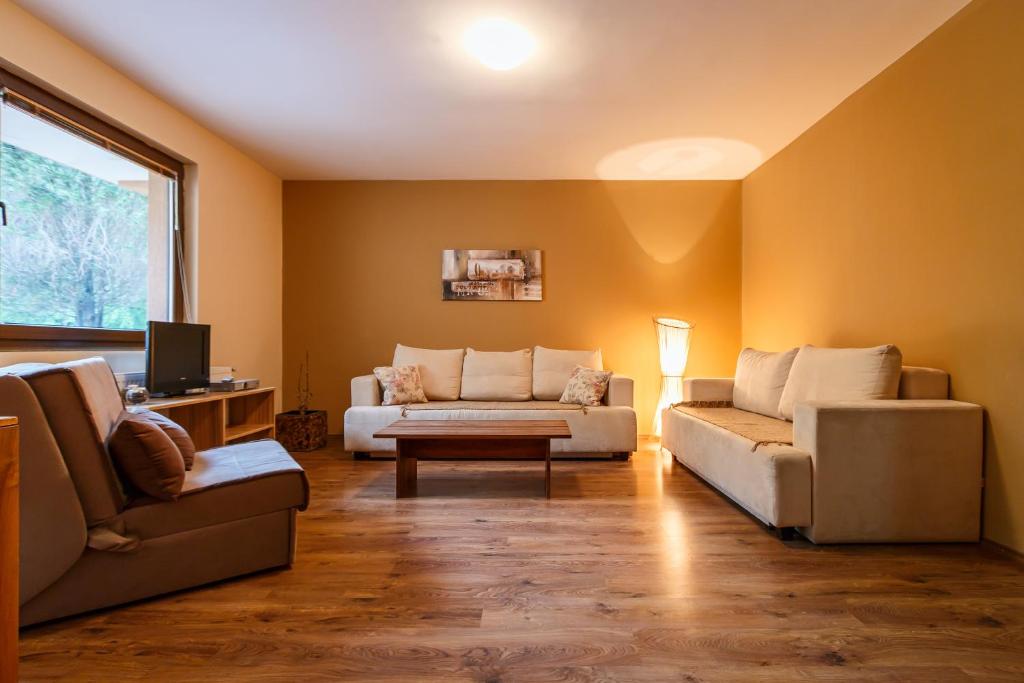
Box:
[671,405,794,450]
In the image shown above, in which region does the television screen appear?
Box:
[145,321,211,396]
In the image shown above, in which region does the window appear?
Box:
[0,69,184,346]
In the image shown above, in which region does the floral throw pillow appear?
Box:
[373,365,428,406]
[559,366,613,406]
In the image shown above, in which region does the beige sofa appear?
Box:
[661,345,983,543]
[2,358,308,626]
[344,345,638,458]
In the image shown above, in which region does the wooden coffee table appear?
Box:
[372,419,572,498]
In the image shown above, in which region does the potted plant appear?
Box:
[275,351,328,451]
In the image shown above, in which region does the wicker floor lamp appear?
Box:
[653,317,693,436]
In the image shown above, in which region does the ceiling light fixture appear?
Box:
[461,17,536,71]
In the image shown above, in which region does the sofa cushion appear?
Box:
[393,344,464,401]
[532,346,603,400]
[16,359,127,526]
[65,358,125,438]
[560,366,613,406]
[732,348,798,418]
[120,439,308,539]
[373,365,428,406]
[778,345,902,420]
[460,348,532,401]
[0,371,87,606]
[108,412,186,501]
[662,407,811,527]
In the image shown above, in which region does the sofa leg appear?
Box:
[611,451,630,461]
[353,451,371,460]
[774,526,796,541]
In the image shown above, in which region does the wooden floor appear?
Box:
[19,439,1024,681]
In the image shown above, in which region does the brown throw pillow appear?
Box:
[108,412,186,501]
[134,409,196,470]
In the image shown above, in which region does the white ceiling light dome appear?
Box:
[461,17,536,71]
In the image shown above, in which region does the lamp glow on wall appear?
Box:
[653,317,693,436]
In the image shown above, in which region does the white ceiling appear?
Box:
[15,0,968,180]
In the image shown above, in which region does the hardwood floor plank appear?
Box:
[19,438,1024,681]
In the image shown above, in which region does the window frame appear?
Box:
[0,66,186,348]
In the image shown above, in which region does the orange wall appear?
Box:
[0,0,283,399]
[283,180,742,433]
[742,0,1024,551]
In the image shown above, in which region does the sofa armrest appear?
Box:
[681,378,734,403]
[604,375,634,407]
[793,399,983,543]
[350,374,381,407]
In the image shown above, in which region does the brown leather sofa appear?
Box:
[0,357,308,626]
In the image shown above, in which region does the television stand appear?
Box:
[130,387,276,451]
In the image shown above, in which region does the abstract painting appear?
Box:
[441,249,542,301]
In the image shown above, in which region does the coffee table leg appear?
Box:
[396,439,417,498]
[545,440,551,499]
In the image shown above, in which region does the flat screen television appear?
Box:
[145,321,211,396]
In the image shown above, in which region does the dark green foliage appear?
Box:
[0,142,149,329]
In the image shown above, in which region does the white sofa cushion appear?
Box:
[732,347,798,418]
[532,346,603,400]
[460,348,533,401]
[778,344,902,420]
[392,344,464,401]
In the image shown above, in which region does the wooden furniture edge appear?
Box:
[225,423,276,442]
[374,419,572,439]
[391,421,558,499]
[142,386,275,410]
[1,418,19,683]
[137,388,277,448]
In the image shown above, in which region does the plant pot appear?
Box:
[275,409,328,452]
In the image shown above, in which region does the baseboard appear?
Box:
[982,538,1024,563]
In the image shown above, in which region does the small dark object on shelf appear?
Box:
[276,409,328,452]
[124,385,150,405]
